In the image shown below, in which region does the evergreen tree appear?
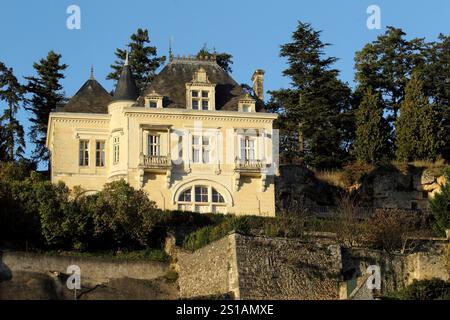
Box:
[269,22,352,168]
[396,71,442,161]
[196,45,233,73]
[0,62,26,161]
[352,87,390,163]
[423,34,450,160]
[355,27,426,121]
[107,28,166,93]
[429,167,450,236]
[25,51,67,163]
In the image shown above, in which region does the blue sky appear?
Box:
[0,0,449,161]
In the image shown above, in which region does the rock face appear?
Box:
[276,165,339,212]
[359,166,445,210]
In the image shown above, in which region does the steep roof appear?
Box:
[113,62,139,101]
[58,78,112,114]
[138,58,264,112]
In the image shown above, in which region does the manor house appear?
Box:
[46,54,278,216]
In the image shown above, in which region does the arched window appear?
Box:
[178,189,191,202]
[177,185,226,213]
[212,188,224,203]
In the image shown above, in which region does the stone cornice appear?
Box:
[123,108,277,123]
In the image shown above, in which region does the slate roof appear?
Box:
[138,59,265,112]
[58,78,112,114]
[113,63,139,101]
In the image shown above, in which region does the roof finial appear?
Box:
[124,50,129,66]
[90,65,94,80]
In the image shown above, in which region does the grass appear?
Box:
[314,170,348,188]
[42,248,170,262]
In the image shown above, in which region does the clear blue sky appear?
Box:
[0,0,449,161]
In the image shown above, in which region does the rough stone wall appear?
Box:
[177,236,235,298]
[176,233,342,300]
[234,234,342,300]
[0,252,169,285]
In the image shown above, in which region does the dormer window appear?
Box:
[238,94,256,112]
[145,90,163,109]
[186,67,216,110]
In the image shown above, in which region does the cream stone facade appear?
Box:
[46,55,278,216]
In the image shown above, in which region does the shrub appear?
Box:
[429,167,450,236]
[183,214,306,251]
[332,194,366,247]
[384,278,450,300]
[363,209,416,252]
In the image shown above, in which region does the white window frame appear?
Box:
[79,140,89,166]
[95,140,105,167]
[192,135,211,164]
[240,136,257,161]
[177,185,226,213]
[147,134,161,156]
[113,136,120,164]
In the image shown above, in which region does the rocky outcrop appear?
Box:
[358,165,445,210]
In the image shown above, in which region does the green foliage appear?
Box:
[396,71,443,162]
[354,27,425,121]
[384,278,450,300]
[269,21,353,168]
[196,45,233,73]
[0,62,26,161]
[25,51,67,163]
[107,28,166,94]
[352,87,390,163]
[429,167,450,236]
[183,214,307,251]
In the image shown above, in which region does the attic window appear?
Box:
[145,91,163,108]
[242,105,250,112]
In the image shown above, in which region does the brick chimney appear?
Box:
[252,69,265,100]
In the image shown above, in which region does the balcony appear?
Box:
[139,154,172,171]
[234,159,265,174]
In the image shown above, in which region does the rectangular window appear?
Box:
[201,100,209,110]
[192,90,199,98]
[113,137,120,164]
[240,137,255,161]
[192,99,199,110]
[95,141,105,167]
[242,105,250,112]
[195,186,208,203]
[149,101,157,108]
[147,134,160,156]
[79,140,89,166]
[192,136,210,164]
[202,91,209,98]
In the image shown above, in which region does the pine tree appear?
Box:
[25,51,67,163]
[0,62,26,161]
[107,29,165,94]
[353,87,390,163]
[396,71,442,162]
[196,45,233,73]
[269,22,352,168]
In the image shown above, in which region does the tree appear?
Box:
[269,22,353,168]
[395,70,443,161]
[25,51,67,163]
[107,28,166,94]
[429,167,450,236]
[196,45,233,73]
[423,34,450,160]
[0,63,26,161]
[355,27,426,122]
[352,87,390,163]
